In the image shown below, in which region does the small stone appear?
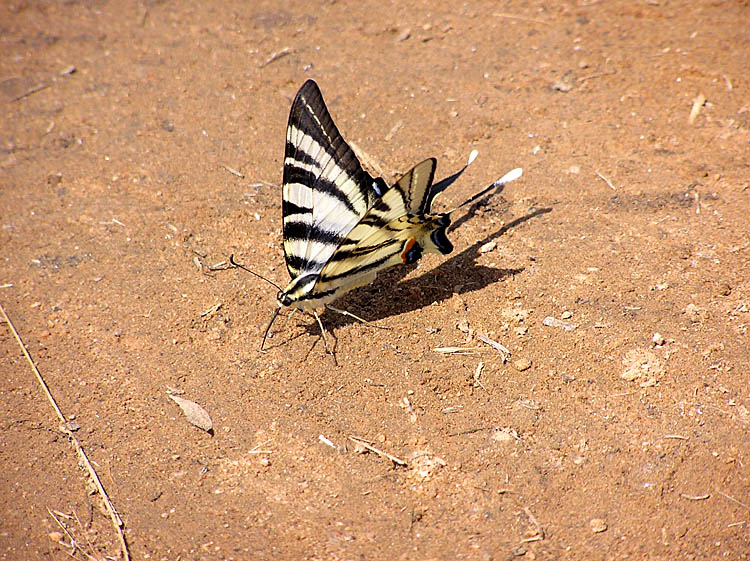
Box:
[48,531,65,543]
[552,78,573,92]
[717,282,731,296]
[47,173,63,187]
[514,358,531,371]
[590,518,608,533]
[480,241,496,253]
[684,303,703,322]
[652,332,665,346]
[395,28,411,42]
[561,310,573,319]
[491,427,517,444]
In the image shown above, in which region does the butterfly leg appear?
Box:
[326,305,391,330]
[312,310,337,361]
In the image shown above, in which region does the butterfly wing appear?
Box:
[282,80,388,281]
[310,158,454,299]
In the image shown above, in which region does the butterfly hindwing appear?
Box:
[282,80,387,281]
[311,159,453,298]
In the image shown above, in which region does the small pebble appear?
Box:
[395,28,411,42]
[48,531,64,543]
[561,311,573,319]
[480,241,496,254]
[590,518,608,533]
[543,316,577,331]
[684,303,702,322]
[514,358,531,372]
[492,428,517,443]
[652,332,665,346]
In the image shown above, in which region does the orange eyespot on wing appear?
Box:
[401,237,423,264]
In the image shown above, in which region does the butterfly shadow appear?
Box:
[322,205,553,328]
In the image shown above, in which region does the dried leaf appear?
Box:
[169,394,213,433]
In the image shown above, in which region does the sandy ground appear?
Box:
[2,1,749,559]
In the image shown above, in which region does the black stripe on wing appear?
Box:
[284,164,359,216]
[282,199,312,218]
[283,220,345,244]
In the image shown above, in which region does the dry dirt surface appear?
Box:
[2,1,749,560]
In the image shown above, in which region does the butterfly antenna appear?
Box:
[229,254,282,291]
[260,306,282,350]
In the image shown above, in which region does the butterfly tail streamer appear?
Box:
[454,167,523,211]
[426,149,479,212]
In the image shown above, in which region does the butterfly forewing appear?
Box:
[283,80,386,281]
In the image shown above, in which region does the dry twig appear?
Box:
[1,303,129,561]
[681,493,710,501]
[221,164,244,178]
[260,47,293,68]
[523,506,545,540]
[595,170,616,191]
[349,436,407,466]
[476,333,510,361]
[473,361,488,392]
[718,491,750,511]
[434,346,479,355]
[349,140,388,178]
[493,12,550,25]
[10,83,50,102]
[448,427,491,437]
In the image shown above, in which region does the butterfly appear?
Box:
[238,80,522,351]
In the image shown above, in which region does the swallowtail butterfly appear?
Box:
[251,80,521,349]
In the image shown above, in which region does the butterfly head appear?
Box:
[275,272,321,311]
[277,291,293,307]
